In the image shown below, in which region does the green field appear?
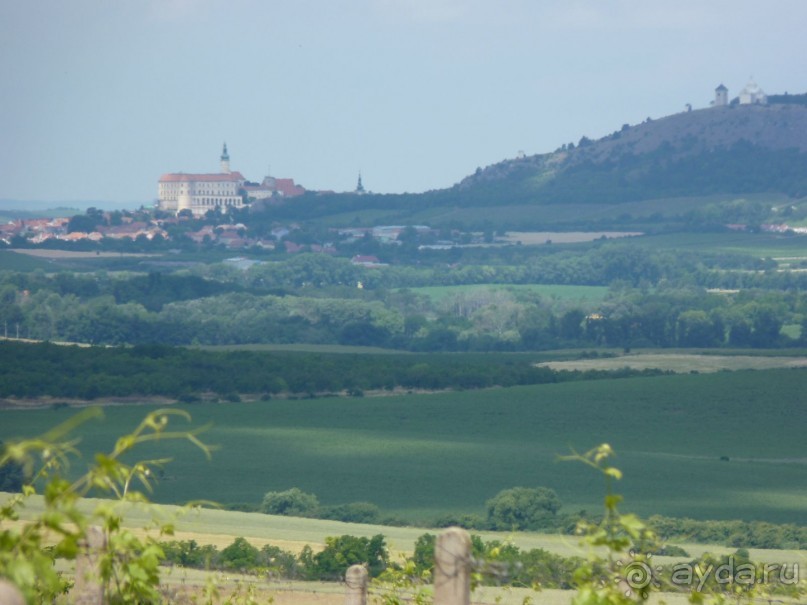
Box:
[0,249,55,271]
[633,231,807,260]
[193,343,410,354]
[404,283,609,303]
[2,369,806,524]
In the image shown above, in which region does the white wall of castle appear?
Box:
[158,178,245,216]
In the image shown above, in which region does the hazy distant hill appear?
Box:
[0,199,137,214]
[273,101,807,230]
[458,103,807,205]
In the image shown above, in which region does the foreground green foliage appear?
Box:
[0,408,210,603]
[565,445,805,605]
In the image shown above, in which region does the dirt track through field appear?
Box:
[503,231,642,244]
[537,353,807,373]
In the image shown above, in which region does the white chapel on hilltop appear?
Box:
[738,78,767,105]
[713,78,768,107]
[158,144,247,216]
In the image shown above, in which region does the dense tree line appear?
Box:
[647,515,807,550]
[160,534,388,581]
[159,533,581,587]
[1,250,804,350]
[159,528,803,591]
[1,341,642,400]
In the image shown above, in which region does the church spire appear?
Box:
[355,171,366,194]
[220,142,230,173]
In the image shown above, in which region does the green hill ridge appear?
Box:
[269,101,807,230]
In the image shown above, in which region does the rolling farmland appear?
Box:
[2,369,805,525]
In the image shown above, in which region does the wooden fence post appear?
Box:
[345,564,368,605]
[72,525,107,605]
[434,527,471,605]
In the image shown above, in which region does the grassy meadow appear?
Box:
[5,492,804,568]
[633,231,807,260]
[405,283,609,303]
[0,249,56,271]
[2,369,806,525]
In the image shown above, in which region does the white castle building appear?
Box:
[158,144,247,216]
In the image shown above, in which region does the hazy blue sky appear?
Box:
[2,0,806,207]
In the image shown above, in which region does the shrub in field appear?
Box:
[219,537,262,571]
[260,487,319,517]
[486,486,562,530]
[161,539,219,569]
[300,534,388,580]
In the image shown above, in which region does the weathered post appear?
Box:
[72,525,107,605]
[434,527,471,605]
[0,580,25,605]
[345,564,368,605]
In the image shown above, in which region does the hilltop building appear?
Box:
[738,78,767,105]
[714,84,728,107]
[158,144,246,216]
[712,79,768,108]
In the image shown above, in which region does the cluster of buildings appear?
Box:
[713,78,768,107]
[157,144,306,216]
[0,216,167,245]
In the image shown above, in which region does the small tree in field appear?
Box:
[261,487,319,517]
[486,486,561,530]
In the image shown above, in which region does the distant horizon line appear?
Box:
[0,199,149,211]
